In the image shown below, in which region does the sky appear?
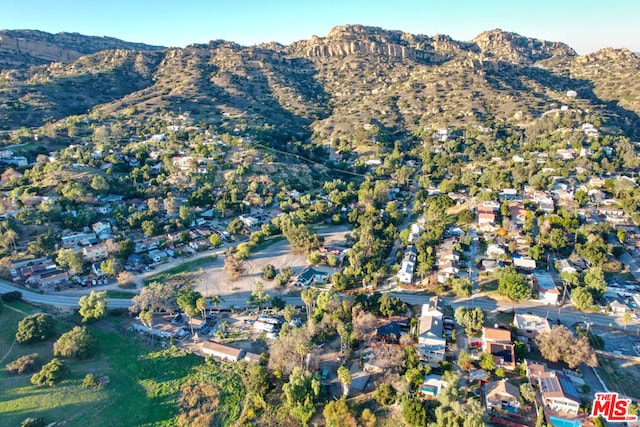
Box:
[2,0,639,54]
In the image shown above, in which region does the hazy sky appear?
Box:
[2,0,639,54]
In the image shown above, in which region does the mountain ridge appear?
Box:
[0,25,638,142]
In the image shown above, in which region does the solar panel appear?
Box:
[540,376,560,393]
[558,375,580,400]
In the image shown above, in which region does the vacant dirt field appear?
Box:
[191,225,352,298]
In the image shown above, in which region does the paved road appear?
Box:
[0,280,303,310]
[389,292,640,330]
[2,281,638,331]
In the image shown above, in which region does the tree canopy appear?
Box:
[78,290,109,322]
[535,325,597,368]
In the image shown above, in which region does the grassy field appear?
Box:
[144,254,219,286]
[0,302,245,426]
[104,290,137,299]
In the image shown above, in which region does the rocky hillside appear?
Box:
[0,29,163,70]
[1,25,639,142]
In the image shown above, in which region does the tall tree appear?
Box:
[247,282,270,310]
[337,365,352,396]
[535,325,597,368]
[78,291,109,323]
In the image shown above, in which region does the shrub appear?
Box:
[31,358,69,386]
[20,417,45,427]
[54,326,98,359]
[261,264,276,280]
[374,383,396,406]
[2,290,23,302]
[6,353,40,375]
[16,314,55,344]
[82,373,102,389]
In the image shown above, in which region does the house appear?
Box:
[421,296,444,318]
[418,315,446,364]
[296,267,328,287]
[376,322,402,343]
[397,246,417,284]
[509,203,526,225]
[408,223,423,243]
[532,271,559,305]
[486,244,506,258]
[513,257,536,272]
[201,341,245,362]
[609,299,629,315]
[499,189,519,201]
[91,221,112,237]
[238,214,259,228]
[148,249,168,263]
[61,232,98,248]
[514,313,551,343]
[482,327,516,370]
[420,374,448,398]
[131,317,189,340]
[478,212,496,229]
[92,262,104,277]
[82,243,109,262]
[538,371,581,416]
[484,379,521,413]
[482,327,512,348]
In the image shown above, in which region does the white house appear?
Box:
[201,341,245,362]
[418,315,446,364]
[397,246,417,284]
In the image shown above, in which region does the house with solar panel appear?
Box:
[525,360,582,426]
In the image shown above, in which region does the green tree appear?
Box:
[360,408,377,427]
[16,314,55,344]
[301,288,318,321]
[78,291,109,323]
[90,175,110,193]
[457,349,472,371]
[402,396,429,427]
[261,264,276,280]
[451,277,473,297]
[480,351,496,371]
[282,367,320,425]
[247,282,270,310]
[496,266,531,301]
[520,382,536,403]
[31,358,69,386]
[458,208,475,225]
[571,286,594,311]
[53,326,98,359]
[208,233,222,247]
[177,289,203,334]
[56,248,84,274]
[227,218,245,234]
[374,383,396,406]
[82,373,102,389]
[178,205,194,227]
[100,257,120,276]
[141,220,156,237]
[337,365,352,396]
[209,294,225,314]
[323,398,358,427]
[583,267,607,298]
[454,307,484,336]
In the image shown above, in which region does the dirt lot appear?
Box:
[191,225,352,298]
